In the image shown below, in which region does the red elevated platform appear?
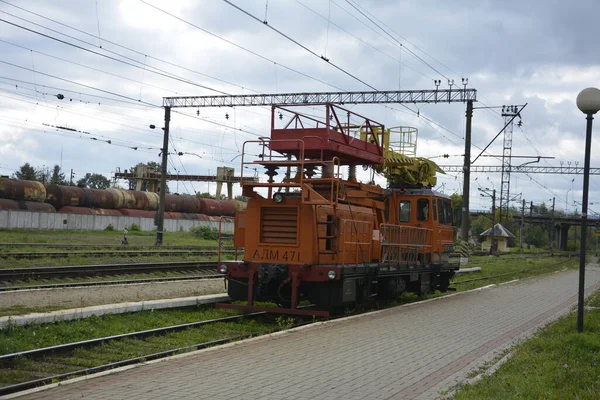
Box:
[269,104,384,165]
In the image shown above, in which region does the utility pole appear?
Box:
[594,222,598,257]
[550,197,555,251]
[520,199,525,250]
[461,100,473,241]
[491,189,496,255]
[156,106,171,247]
[575,207,578,249]
[479,187,496,255]
[528,201,533,249]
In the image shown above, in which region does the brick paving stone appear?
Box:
[10,266,600,400]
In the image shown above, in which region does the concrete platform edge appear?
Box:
[0,294,230,330]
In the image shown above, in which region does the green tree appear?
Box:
[13,162,38,181]
[234,194,248,202]
[450,192,462,212]
[197,192,215,199]
[450,192,462,227]
[77,173,111,189]
[527,225,549,248]
[471,214,491,242]
[49,165,66,185]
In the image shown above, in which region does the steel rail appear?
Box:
[0,274,223,292]
[0,261,218,281]
[0,249,236,260]
[0,243,232,249]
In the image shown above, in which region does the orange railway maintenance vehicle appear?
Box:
[217,104,459,316]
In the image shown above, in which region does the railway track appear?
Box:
[0,274,223,292]
[0,242,233,250]
[0,312,272,396]
[0,249,237,260]
[0,261,218,283]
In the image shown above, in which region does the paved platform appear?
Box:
[12,265,600,400]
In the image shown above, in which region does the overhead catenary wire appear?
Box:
[294,0,435,81]
[0,115,158,154]
[221,0,377,90]
[343,0,461,82]
[138,0,346,92]
[0,18,230,95]
[0,76,154,110]
[0,88,255,160]
[0,60,267,140]
[0,0,262,94]
[0,3,319,123]
[0,39,182,97]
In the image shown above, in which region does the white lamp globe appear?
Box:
[576,87,600,114]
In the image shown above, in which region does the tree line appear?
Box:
[11,163,111,189]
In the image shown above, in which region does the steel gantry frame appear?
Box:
[439,165,600,175]
[163,89,477,108]
[154,88,477,245]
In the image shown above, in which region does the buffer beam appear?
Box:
[163,89,477,108]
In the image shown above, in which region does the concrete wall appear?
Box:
[481,237,509,252]
[0,210,233,233]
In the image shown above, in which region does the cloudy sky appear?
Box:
[0,0,598,214]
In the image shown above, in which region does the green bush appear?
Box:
[129,223,141,232]
[104,224,115,231]
[190,226,219,240]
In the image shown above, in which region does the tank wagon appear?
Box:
[217,104,459,316]
[0,178,245,219]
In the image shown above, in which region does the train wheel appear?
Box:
[277,282,292,308]
[379,277,407,300]
[438,274,451,292]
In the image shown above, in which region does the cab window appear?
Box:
[437,199,453,225]
[399,200,411,222]
[417,198,429,221]
[437,199,445,224]
[444,200,453,225]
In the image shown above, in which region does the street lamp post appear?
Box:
[566,178,574,214]
[575,87,600,333]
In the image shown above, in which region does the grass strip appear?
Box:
[451,289,600,399]
[0,229,222,247]
[451,254,578,291]
[0,306,244,354]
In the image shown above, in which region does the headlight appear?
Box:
[327,270,336,280]
[218,264,228,274]
[273,192,284,203]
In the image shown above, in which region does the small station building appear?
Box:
[480,223,515,253]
